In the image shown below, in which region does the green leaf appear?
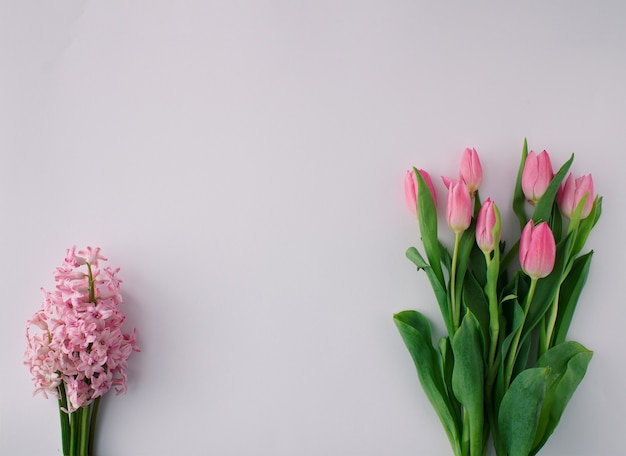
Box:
[452,312,485,456]
[454,219,477,314]
[553,252,593,345]
[439,337,461,414]
[415,168,445,288]
[406,247,454,336]
[531,341,593,454]
[406,246,429,269]
[512,138,529,231]
[499,367,549,456]
[462,272,490,353]
[468,241,488,287]
[550,202,563,244]
[570,196,602,258]
[532,154,573,225]
[393,311,462,455]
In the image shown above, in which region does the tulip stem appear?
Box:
[450,231,462,331]
[504,278,538,389]
[485,252,500,377]
[539,290,560,356]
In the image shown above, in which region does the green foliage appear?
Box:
[394,311,463,456]
[499,367,549,456]
[397,140,600,456]
[531,342,593,454]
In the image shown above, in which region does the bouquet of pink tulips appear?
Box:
[25,247,139,456]
[395,140,601,456]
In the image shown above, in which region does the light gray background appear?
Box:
[1,1,625,455]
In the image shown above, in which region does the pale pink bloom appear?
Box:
[476,198,500,254]
[522,150,553,203]
[25,247,138,412]
[519,221,556,280]
[558,173,594,219]
[404,168,437,215]
[446,179,472,233]
[460,147,483,193]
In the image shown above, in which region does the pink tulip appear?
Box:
[460,147,483,193]
[558,173,594,219]
[405,169,437,215]
[446,179,472,233]
[519,220,556,280]
[476,198,500,254]
[522,150,553,203]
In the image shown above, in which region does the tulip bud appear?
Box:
[446,179,472,233]
[476,198,501,254]
[557,173,594,219]
[460,147,483,193]
[405,169,437,216]
[519,220,556,280]
[522,150,553,203]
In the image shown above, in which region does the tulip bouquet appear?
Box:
[25,247,139,456]
[395,140,601,456]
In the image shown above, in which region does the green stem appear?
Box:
[504,278,538,389]
[485,253,500,378]
[461,407,470,456]
[539,289,560,356]
[86,263,95,303]
[88,397,101,455]
[79,405,90,456]
[69,408,81,456]
[58,382,71,456]
[451,231,462,330]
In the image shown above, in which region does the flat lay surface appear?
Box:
[1,2,625,454]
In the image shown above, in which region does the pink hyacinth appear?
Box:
[25,246,139,412]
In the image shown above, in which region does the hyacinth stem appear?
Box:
[69,408,79,456]
[58,382,71,456]
[88,397,101,455]
[79,404,90,456]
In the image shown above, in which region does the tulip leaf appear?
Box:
[532,154,573,225]
[406,246,429,269]
[468,241,488,287]
[454,219,478,317]
[531,341,593,454]
[498,367,549,456]
[512,138,529,231]
[439,337,461,413]
[571,196,602,258]
[452,312,484,456]
[415,168,445,288]
[406,247,454,337]
[462,271,490,352]
[550,203,563,244]
[393,311,462,455]
[552,252,593,346]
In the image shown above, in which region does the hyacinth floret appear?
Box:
[25,246,139,413]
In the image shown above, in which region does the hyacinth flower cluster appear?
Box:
[395,141,601,456]
[25,246,139,456]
